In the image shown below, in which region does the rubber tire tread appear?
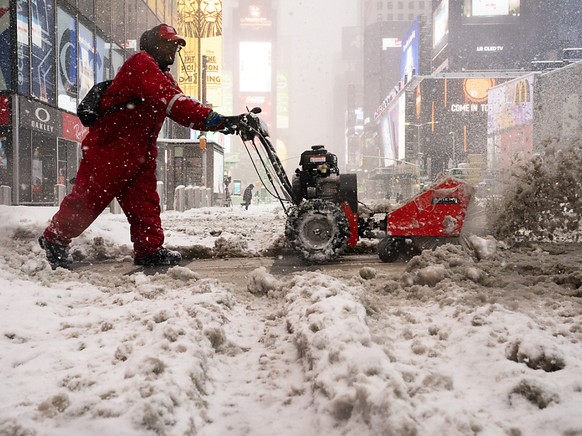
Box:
[378,236,403,263]
[285,199,349,263]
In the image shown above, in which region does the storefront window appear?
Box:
[57,7,77,112]
[111,42,124,76]
[31,0,56,104]
[16,0,30,96]
[17,129,31,203]
[0,0,11,91]
[30,132,56,204]
[96,33,109,82]
[57,138,79,193]
[78,21,95,102]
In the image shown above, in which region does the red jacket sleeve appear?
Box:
[101,52,216,131]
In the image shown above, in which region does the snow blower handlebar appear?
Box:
[227,107,297,212]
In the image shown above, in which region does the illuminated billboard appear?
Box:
[413,77,509,177]
[239,41,271,93]
[0,0,10,91]
[487,73,534,170]
[401,19,419,81]
[379,94,406,167]
[177,0,223,108]
[433,0,449,50]
[464,0,520,17]
[462,0,521,25]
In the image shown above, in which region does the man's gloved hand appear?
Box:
[221,115,242,135]
[204,110,223,129]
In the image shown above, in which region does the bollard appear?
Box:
[193,186,201,208]
[205,188,212,207]
[109,197,122,214]
[0,185,11,205]
[156,181,164,212]
[54,184,66,206]
[185,185,195,210]
[174,185,186,212]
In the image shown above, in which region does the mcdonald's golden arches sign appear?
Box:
[513,79,531,104]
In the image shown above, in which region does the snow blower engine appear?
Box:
[292,145,340,202]
[282,144,375,263]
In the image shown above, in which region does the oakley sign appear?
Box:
[19,97,60,134]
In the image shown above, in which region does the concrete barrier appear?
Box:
[171,185,216,211]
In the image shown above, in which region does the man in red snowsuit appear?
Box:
[40,24,233,269]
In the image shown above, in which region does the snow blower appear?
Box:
[230,108,479,264]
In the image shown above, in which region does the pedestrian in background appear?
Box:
[242,184,254,210]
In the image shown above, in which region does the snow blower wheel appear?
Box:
[377,235,404,263]
[285,199,349,263]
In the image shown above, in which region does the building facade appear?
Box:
[363,0,432,26]
[0,0,180,205]
[357,0,582,199]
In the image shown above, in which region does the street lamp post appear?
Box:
[405,121,438,178]
[449,131,456,168]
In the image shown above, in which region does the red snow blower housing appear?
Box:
[377,177,474,262]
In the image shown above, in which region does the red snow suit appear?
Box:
[43,51,219,258]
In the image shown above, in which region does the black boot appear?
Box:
[134,248,182,266]
[39,236,72,270]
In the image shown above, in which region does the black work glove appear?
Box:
[221,115,242,135]
[204,110,223,129]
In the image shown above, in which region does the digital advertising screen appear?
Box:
[433,0,449,50]
[177,0,224,106]
[465,0,520,17]
[0,0,11,91]
[95,34,108,83]
[77,21,95,102]
[17,0,30,95]
[57,7,77,112]
[463,0,520,24]
[379,94,406,167]
[31,0,55,104]
[413,77,509,176]
[239,41,271,93]
[401,19,419,81]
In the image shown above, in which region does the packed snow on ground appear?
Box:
[2,141,582,436]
